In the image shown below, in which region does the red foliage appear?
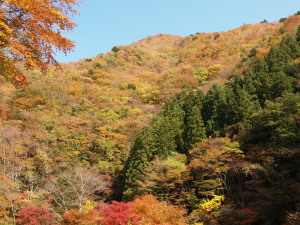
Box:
[16,205,56,225]
[99,201,140,225]
[236,208,264,224]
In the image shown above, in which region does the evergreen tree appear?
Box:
[161,98,185,153]
[265,47,290,72]
[255,57,269,74]
[248,93,300,147]
[297,25,300,43]
[279,35,300,59]
[123,126,157,200]
[202,84,228,136]
[151,116,177,157]
[227,82,260,123]
[185,105,206,150]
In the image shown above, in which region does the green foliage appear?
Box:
[248,93,300,146]
[248,48,257,57]
[195,67,209,83]
[127,83,136,90]
[111,46,120,53]
[296,25,300,43]
[43,121,56,132]
[294,11,300,15]
[226,78,261,126]
[97,108,120,122]
[88,69,94,76]
[141,90,160,104]
[202,84,228,136]
[115,107,129,118]
[260,19,268,23]
[184,105,206,149]
[94,62,102,69]
[123,126,157,200]
[279,17,287,23]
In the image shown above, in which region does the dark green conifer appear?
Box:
[296,25,300,43]
[185,105,206,150]
[202,84,228,136]
[123,126,156,200]
[161,98,185,153]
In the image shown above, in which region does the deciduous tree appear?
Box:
[0,0,79,87]
[16,204,56,225]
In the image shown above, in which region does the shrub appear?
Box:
[16,205,56,225]
[111,46,119,53]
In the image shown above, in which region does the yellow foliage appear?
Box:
[195,195,224,215]
[190,195,224,225]
[82,200,98,212]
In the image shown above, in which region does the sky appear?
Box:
[56,0,300,63]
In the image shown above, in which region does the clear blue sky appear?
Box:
[56,0,300,63]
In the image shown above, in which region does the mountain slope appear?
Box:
[0,13,300,224]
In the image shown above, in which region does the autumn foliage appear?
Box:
[16,205,56,225]
[99,201,139,225]
[0,10,300,225]
[0,0,79,87]
[63,209,101,225]
[129,194,187,225]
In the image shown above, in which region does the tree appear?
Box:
[123,126,158,200]
[226,80,260,126]
[16,205,56,225]
[62,209,101,225]
[184,105,206,150]
[202,84,228,136]
[248,93,300,147]
[189,138,245,199]
[137,153,187,200]
[46,166,109,212]
[297,25,300,43]
[0,0,79,87]
[99,201,139,225]
[130,194,187,225]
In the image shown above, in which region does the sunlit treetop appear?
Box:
[0,0,80,87]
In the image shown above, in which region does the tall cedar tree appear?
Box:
[184,105,206,150]
[123,126,157,200]
[297,25,300,42]
[161,98,185,153]
[0,0,78,87]
[202,84,228,136]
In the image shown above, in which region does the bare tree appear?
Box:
[46,166,109,212]
[0,122,27,185]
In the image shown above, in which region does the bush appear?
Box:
[111,46,119,53]
[127,83,136,90]
[94,62,102,69]
[16,205,56,225]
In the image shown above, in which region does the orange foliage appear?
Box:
[130,194,187,225]
[63,209,101,225]
[0,0,79,87]
[282,15,300,33]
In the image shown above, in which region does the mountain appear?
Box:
[0,14,300,225]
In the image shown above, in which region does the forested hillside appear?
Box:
[0,13,300,225]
